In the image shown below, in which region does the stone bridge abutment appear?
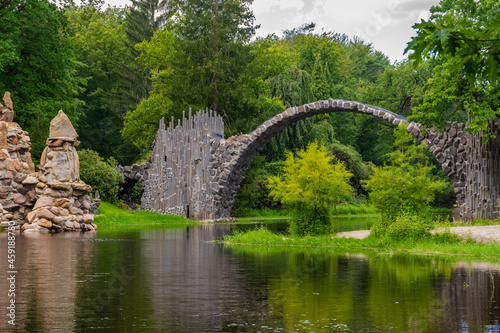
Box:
[122,99,500,221]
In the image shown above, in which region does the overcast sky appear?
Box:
[102,0,442,62]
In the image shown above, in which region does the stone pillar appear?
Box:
[0,93,37,229]
[22,110,95,233]
[460,120,500,220]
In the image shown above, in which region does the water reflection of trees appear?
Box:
[230,246,500,332]
[2,227,500,332]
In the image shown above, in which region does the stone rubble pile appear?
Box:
[0,92,96,232]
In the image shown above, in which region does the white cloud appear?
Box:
[101,0,440,62]
[252,0,305,15]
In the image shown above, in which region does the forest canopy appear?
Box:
[1,0,484,211]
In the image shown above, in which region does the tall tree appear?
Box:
[123,0,269,150]
[0,0,82,159]
[121,0,172,108]
[406,0,500,137]
[66,4,141,164]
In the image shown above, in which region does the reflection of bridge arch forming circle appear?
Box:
[122,99,500,221]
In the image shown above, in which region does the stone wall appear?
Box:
[460,120,500,220]
[0,93,95,232]
[135,109,224,220]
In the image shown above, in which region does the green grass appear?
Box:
[95,202,194,225]
[235,204,378,219]
[452,218,500,226]
[235,207,290,218]
[333,203,377,215]
[223,227,500,259]
[428,206,453,214]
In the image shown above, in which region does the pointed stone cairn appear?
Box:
[22,110,95,233]
[0,92,36,228]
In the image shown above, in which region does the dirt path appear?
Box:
[336,225,500,243]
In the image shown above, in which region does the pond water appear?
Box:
[233,215,376,234]
[1,220,500,332]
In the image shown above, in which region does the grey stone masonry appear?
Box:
[124,109,224,220]
[124,98,499,221]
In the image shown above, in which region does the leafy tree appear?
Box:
[232,156,284,216]
[363,124,448,221]
[0,0,83,158]
[123,0,267,150]
[360,61,432,117]
[405,0,500,137]
[330,141,373,195]
[78,149,124,203]
[268,142,353,236]
[121,0,171,108]
[66,4,142,164]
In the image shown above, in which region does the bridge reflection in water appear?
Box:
[1,224,499,332]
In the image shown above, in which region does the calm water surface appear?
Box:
[1,220,500,332]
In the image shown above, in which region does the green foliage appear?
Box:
[268,142,353,236]
[66,5,141,165]
[78,149,124,203]
[258,29,391,163]
[406,0,500,138]
[330,140,373,194]
[129,181,144,205]
[124,0,263,149]
[0,0,83,158]
[364,124,448,222]
[360,61,432,117]
[95,201,190,225]
[381,213,433,242]
[232,156,284,216]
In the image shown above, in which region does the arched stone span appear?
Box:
[209,99,473,219]
[122,98,499,221]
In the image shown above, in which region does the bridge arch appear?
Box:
[210,99,468,219]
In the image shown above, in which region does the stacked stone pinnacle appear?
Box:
[0,93,96,232]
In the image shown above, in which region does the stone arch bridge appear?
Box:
[119,99,500,221]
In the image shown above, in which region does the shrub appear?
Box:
[289,205,334,236]
[384,213,433,242]
[78,149,124,203]
[232,156,281,216]
[433,230,462,244]
[364,124,448,221]
[268,142,353,236]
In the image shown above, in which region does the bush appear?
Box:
[289,205,334,236]
[385,214,432,241]
[232,156,282,216]
[371,213,432,241]
[364,124,448,221]
[268,142,353,236]
[78,149,124,203]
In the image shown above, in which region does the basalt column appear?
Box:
[461,120,500,220]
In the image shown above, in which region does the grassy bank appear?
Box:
[236,204,379,218]
[222,228,500,259]
[95,202,193,225]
